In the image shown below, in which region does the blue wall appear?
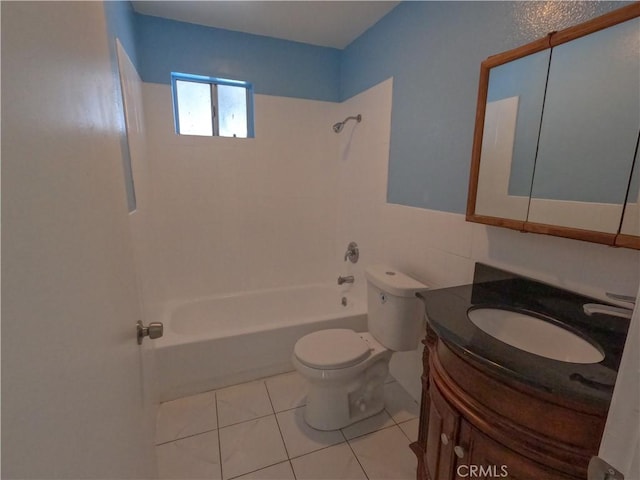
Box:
[118,1,630,214]
[134,13,341,102]
[104,1,139,69]
[341,1,630,213]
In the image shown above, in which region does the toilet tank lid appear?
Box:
[365,265,428,297]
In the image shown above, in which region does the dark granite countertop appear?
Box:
[418,263,630,408]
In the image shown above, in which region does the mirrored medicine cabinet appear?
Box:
[466,3,640,249]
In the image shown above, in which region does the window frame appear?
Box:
[170,72,255,138]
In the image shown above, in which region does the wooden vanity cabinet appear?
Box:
[425,382,459,480]
[411,326,607,480]
[456,420,580,480]
[426,385,577,480]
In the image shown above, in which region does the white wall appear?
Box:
[141,83,343,313]
[334,78,395,300]
[136,77,396,318]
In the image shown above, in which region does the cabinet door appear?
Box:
[426,384,460,480]
[454,420,577,480]
[527,17,639,234]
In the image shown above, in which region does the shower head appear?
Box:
[332,114,362,133]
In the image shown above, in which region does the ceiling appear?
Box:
[131,1,400,49]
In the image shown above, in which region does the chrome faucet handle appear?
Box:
[583,303,632,319]
[344,242,359,263]
[606,292,636,304]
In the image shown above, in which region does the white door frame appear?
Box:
[598,285,640,478]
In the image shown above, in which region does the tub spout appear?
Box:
[338,275,354,285]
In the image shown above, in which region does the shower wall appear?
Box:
[131,78,395,316]
[140,83,352,312]
[334,78,394,300]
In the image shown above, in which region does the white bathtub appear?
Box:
[155,284,367,401]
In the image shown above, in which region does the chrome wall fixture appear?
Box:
[332,114,362,133]
[344,241,359,263]
[338,275,355,285]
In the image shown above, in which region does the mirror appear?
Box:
[474,49,549,222]
[528,17,639,234]
[618,142,640,248]
[467,5,640,248]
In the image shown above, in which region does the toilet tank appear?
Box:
[365,265,428,351]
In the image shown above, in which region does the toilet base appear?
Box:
[303,358,389,431]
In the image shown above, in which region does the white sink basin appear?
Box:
[467,308,604,364]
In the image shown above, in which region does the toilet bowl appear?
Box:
[292,265,428,430]
[292,329,392,430]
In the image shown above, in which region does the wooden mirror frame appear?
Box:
[466,3,640,249]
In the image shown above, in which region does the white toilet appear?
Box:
[292,265,428,430]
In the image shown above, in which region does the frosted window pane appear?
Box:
[218,84,248,138]
[176,80,212,136]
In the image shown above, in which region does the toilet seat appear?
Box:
[294,329,371,369]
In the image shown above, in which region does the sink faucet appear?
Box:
[583,292,635,320]
[338,275,354,285]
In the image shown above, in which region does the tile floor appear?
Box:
[156,371,420,479]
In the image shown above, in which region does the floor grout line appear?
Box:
[343,429,370,480]
[215,391,224,480]
[217,411,276,430]
[155,426,219,446]
[395,417,418,443]
[288,459,296,480]
[226,460,292,480]
[343,422,398,442]
[264,379,294,478]
[286,439,350,461]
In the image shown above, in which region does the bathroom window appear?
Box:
[171,73,254,138]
